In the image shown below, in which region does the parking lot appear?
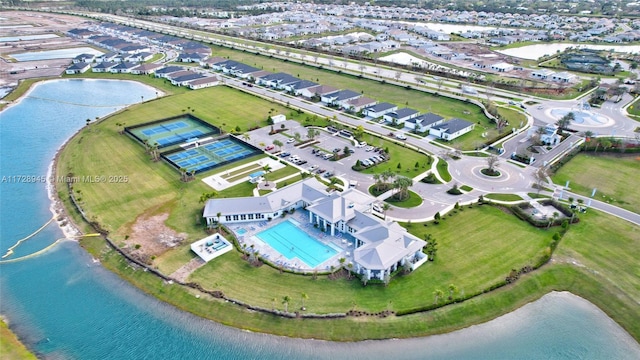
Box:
[245,120,390,189]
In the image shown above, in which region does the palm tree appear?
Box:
[433,289,444,304]
[347,263,353,279]
[262,164,272,186]
[393,176,413,201]
[382,203,391,220]
[556,112,574,131]
[242,133,251,143]
[273,139,283,152]
[300,292,309,310]
[448,284,458,300]
[282,295,291,313]
[373,173,382,192]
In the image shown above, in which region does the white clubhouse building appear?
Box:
[203,178,427,281]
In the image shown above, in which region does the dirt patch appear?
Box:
[125,213,187,262]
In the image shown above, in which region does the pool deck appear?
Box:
[201,157,285,191]
[231,210,353,273]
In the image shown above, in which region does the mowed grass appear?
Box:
[360,137,432,178]
[554,210,640,338]
[188,205,552,314]
[551,154,640,213]
[0,320,37,360]
[210,46,487,123]
[55,86,296,241]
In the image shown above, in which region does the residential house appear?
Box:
[72,53,96,64]
[383,108,420,125]
[256,72,300,89]
[65,62,90,74]
[155,65,186,78]
[286,80,318,95]
[405,113,444,131]
[429,118,475,141]
[301,84,339,100]
[131,63,164,75]
[321,89,362,108]
[109,62,138,74]
[345,97,377,113]
[188,76,220,90]
[91,61,118,73]
[531,69,555,80]
[551,72,577,83]
[491,62,514,72]
[363,102,398,118]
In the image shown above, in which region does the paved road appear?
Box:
[83,12,640,226]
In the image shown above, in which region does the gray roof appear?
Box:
[408,112,443,125]
[353,222,425,270]
[156,65,185,74]
[258,72,299,84]
[387,107,419,119]
[365,102,397,112]
[173,73,205,82]
[290,80,318,90]
[203,178,328,218]
[326,89,361,101]
[434,118,474,134]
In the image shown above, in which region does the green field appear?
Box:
[55,86,299,240]
[0,320,36,360]
[551,153,640,213]
[188,205,551,314]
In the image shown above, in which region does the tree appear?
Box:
[306,128,318,140]
[486,155,500,174]
[433,289,444,304]
[293,132,302,143]
[434,212,441,222]
[534,167,548,194]
[199,191,217,203]
[300,292,308,310]
[556,112,574,131]
[262,164,272,186]
[373,173,382,192]
[392,176,413,201]
[273,139,283,152]
[448,284,458,300]
[282,295,291,313]
[382,203,391,220]
[242,133,251,143]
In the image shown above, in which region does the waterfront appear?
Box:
[497,43,640,60]
[0,79,639,359]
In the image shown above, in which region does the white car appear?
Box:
[286,138,295,143]
[355,141,366,148]
[395,133,407,140]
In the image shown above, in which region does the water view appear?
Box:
[1,79,639,359]
[10,46,103,61]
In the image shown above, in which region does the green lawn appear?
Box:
[359,138,432,178]
[188,205,552,314]
[436,159,452,182]
[485,193,523,202]
[385,190,423,208]
[551,153,640,213]
[0,320,36,360]
[209,46,488,124]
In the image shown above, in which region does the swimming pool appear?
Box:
[256,220,338,268]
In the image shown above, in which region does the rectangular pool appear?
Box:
[256,220,338,268]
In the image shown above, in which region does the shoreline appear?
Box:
[38,78,640,343]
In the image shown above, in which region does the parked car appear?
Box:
[323,172,334,178]
[365,146,374,152]
[265,145,275,151]
[287,138,295,143]
[308,165,319,171]
[279,152,290,157]
[355,141,366,148]
[395,133,407,140]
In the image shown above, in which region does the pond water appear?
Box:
[10,46,103,61]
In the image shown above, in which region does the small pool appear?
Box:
[550,109,607,125]
[256,220,338,268]
[236,228,247,235]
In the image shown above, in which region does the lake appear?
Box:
[9,46,103,62]
[0,79,638,359]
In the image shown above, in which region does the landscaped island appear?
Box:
[53,75,640,342]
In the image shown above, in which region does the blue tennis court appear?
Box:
[163,137,260,173]
[126,115,219,148]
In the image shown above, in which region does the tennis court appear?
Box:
[163,137,260,173]
[126,115,219,148]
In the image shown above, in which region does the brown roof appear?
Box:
[308,84,339,95]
